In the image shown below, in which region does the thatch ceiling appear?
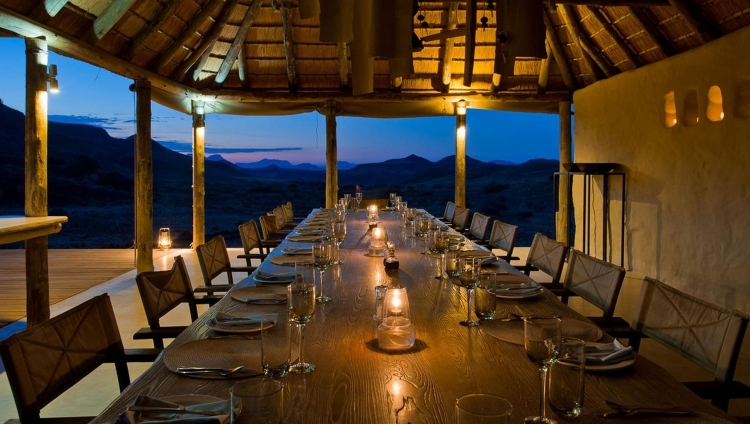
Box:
[0,0,748,116]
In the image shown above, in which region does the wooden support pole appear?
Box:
[192,100,205,249]
[134,79,154,273]
[455,112,467,207]
[557,101,573,245]
[325,101,338,209]
[441,2,458,93]
[281,1,298,91]
[24,36,50,326]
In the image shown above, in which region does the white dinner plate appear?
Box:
[559,356,637,371]
[493,286,544,299]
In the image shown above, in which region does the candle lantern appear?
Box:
[369,227,387,256]
[158,228,172,250]
[377,287,415,351]
[367,205,379,227]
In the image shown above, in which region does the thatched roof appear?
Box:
[1,0,748,117]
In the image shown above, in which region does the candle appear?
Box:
[373,227,383,241]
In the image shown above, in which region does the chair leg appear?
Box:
[114,358,131,392]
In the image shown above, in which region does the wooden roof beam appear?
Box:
[153,0,223,72]
[440,2,458,93]
[337,43,348,89]
[173,0,242,82]
[463,0,477,86]
[666,0,719,42]
[281,1,298,92]
[585,5,642,67]
[93,0,138,39]
[558,4,612,78]
[123,0,181,61]
[543,9,577,90]
[626,6,676,56]
[238,42,248,88]
[214,0,262,87]
[31,0,68,18]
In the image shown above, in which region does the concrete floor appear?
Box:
[1,247,749,421]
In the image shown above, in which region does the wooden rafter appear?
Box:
[440,2,458,93]
[543,9,577,90]
[626,6,675,56]
[214,0,262,87]
[172,0,242,82]
[337,42,348,89]
[32,0,68,18]
[666,0,719,42]
[238,43,248,88]
[558,4,610,79]
[537,42,552,93]
[153,0,223,72]
[123,0,181,61]
[585,6,642,67]
[463,0,477,86]
[93,0,138,39]
[281,1,298,91]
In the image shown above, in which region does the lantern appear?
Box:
[158,228,172,250]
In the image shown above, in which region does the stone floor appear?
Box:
[1,247,749,421]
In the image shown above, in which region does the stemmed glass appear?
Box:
[288,262,316,374]
[417,216,431,253]
[389,193,396,210]
[312,241,333,303]
[332,221,346,264]
[457,257,481,327]
[434,230,450,278]
[355,192,362,210]
[523,316,562,423]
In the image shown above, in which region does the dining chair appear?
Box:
[630,277,750,411]
[260,214,288,243]
[135,255,219,349]
[451,206,471,231]
[515,232,568,297]
[487,219,520,262]
[283,201,306,223]
[238,219,278,267]
[463,212,491,244]
[438,201,456,223]
[563,249,631,338]
[196,235,256,292]
[0,294,158,423]
[273,205,295,230]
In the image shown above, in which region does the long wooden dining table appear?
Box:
[92,209,738,423]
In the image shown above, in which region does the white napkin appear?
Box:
[585,339,635,364]
[256,271,296,281]
[214,312,277,328]
[117,394,229,424]
[283,247,312,255]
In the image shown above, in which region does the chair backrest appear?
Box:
[452,206,471,230]
[273,205,286,228]
[239,219,264,255]
[282,201,294,223]
[488,220,518,260]
[526,233,567,284]
[196,235,232,286]
[259,214,280,240]
[632,277,749,382]
[563,249,626,319]
[136,255,198,329]
[468,212,491,241]
[443,201,456,221]
[0,294,128,422]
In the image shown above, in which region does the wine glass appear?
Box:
[333,221,346,264]
[457,257,481,327]
[355,192,362,210]
[417,216,431,253]
[312,241,332,303]
[389,193,396,210]
[434,230,450,278]
[344,193,351,211]
[523,316,562,423]
[288,262,316,374]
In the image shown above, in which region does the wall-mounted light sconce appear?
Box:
[456,125,467,139]
[455,100,467,116]
[192,101,205,128]
[47,64,59,93]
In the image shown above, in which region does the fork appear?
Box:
[602,400,692,417]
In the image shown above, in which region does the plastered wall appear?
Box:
[573,25,750,312]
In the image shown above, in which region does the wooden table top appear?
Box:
[92,210,737,424]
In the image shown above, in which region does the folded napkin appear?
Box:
[214,312,277,328]
[256,270,296,281]
[296,228,325,235]
[458,250,493,258]
[585,339,635,364]
[270,255,313,265]
[287,235,323,242]
[283,247,312,255]
[117,394,229,424]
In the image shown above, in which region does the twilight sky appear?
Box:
[0,37,561,166]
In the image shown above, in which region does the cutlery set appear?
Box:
[601,400,693,418]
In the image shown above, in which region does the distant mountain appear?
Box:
[490,159,516,165]
[236,159,357,171]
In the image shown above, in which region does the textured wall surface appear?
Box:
[573,25,750,312]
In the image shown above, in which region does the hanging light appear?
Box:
[158,228,172,250]
[47,64,59,93]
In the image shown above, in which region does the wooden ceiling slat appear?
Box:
[153,0,222,72]
[93,0,138,39]
[214,0,262,86]
[561,5,615,77]
[625,6,677,55]
[667,0,721,41]
[586,5,643,66]
[123,0,181,60]
[337,42,348,89]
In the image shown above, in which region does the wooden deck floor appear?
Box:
[0,249,170,327]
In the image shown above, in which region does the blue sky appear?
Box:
[0,37,561,165]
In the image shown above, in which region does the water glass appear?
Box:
[373,285,389,320]
[456,394,512,423]
[549,337,586,418]
[230,378,283,424]
[261,311,291,378]
[474,272,496,320]
[445,251,460,277]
